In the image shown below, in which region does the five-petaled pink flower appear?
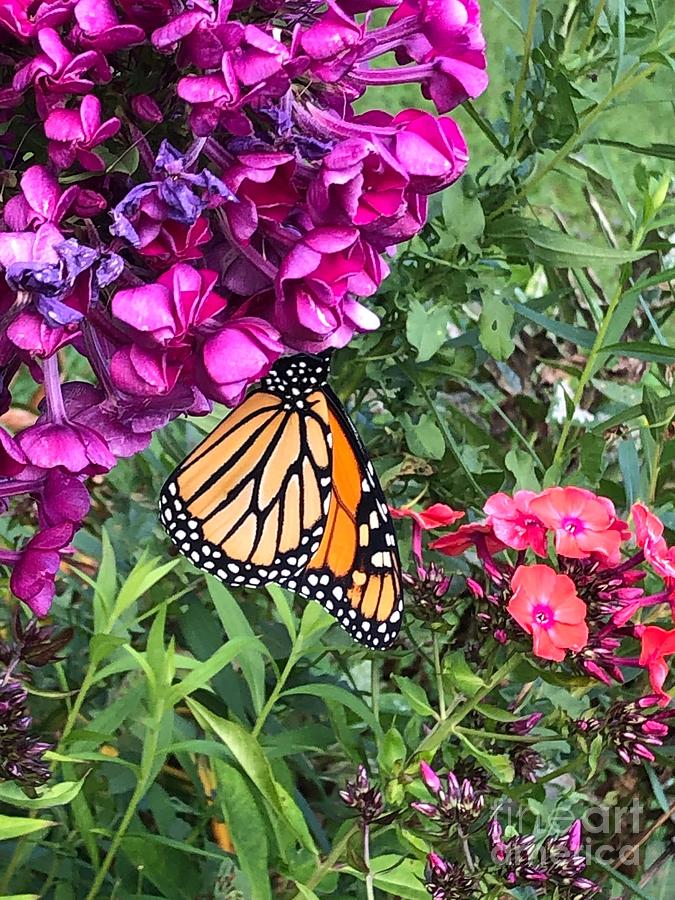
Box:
[529,486,625,561]
[44,94,121,171]
[483,490,547,557]
[507,564,589,662]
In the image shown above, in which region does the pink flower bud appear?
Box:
[131,94,164,124]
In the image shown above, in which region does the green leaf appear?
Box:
[509,297,594,349]
[392,676,436,718]
[169,637,263,705]
[479,294,515,361]
[505,447,540,491]
[93,527,117,631]
[209,580,267,715]
[406,299,449,363]
[187,700,291,828]
[297,600,334,648]
[112,554,179,622]
[403,414,445,461]
[273,780,317,856]
[293,885,321,900]
[345,855,428,900]
[588,734,603,778]
[0,779,85,811]
[282,684,383,739]
[476,704,520,723]
[214,761,272,900]
[443,651,486,698]
[378,728,406,774]
[0,815,54,840]
[266,584,296,641]
[601,340,675,363]
[489,216,650,267]
[456,732,514,783]
[618,437,643,507]
[122,833,201,899]
[441,186,485,253]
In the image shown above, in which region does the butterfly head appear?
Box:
[260,352,331,400]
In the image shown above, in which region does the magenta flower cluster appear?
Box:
[0,0,487,618]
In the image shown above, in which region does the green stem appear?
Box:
[552,220,648,469]
[456,726,557,743]
[581,0,608,51]
[432,633,447,720]
[414,654,521,758]
[370,658,380,721]
[83,727,160,900]
[488,58,662,221]
[462,101,508,158]
[509,0,539,145]
[59,659,97,748]
[364,822,375,900]
[252,650,298,739]
[293,824,360,896]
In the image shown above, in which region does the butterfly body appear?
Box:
[159,353,403,648]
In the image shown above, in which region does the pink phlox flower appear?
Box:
[300,0,367,82]
[483,490,548,557]
[636,625,675,706]
[507,563,589,662]
[528,486,624,561]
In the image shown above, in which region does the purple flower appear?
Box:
[152,0,234,69]
[73,0,145,53]
[275,227,382,351]
[0,678,51,787]
[44,94,121,171]
[300,0,365,82]
[391,109,469,194]
[338,764,383,823]
[308,137,408,227]
[225,151,298,242]
[39,469,90,528]
[198,317,284,405]
[0,426,28,476]
[3,165,80,231]
[18,419,115,475]
[111,263,227,348]
[13,27,111,118]
[9,522,73,616]
[130,93,164,123]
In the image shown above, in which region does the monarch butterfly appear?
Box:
[158,352,403,648]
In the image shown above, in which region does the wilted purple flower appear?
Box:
[130,93,164,123]
[339,764,383,823]
[44,94,121,171]
[510,712,544,735]
[0,608,73,669]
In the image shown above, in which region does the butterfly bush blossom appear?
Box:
[394,489,675,766]
[0,0,487,620]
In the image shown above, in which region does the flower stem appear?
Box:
[509,0,539,146]
[84,726,160,900]
[364,821,375,900]
[292,823,360,896]
[432,632,446,720]
[252,650,298,739]
[414,653,521,758]
[42,353,67,422]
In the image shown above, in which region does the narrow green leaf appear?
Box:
[209,580,267,715]
[0,779,85,810]
[601,340,675,363]
[392,676,436,718]
[267,584,297,641]
[282,684,383,739]
[168,637,261,706]
[112,554,179,621]
[214,761,272,900]
[0,815,54,840]
[509,298,594,348]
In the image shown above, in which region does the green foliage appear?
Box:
[2,3,675,898]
